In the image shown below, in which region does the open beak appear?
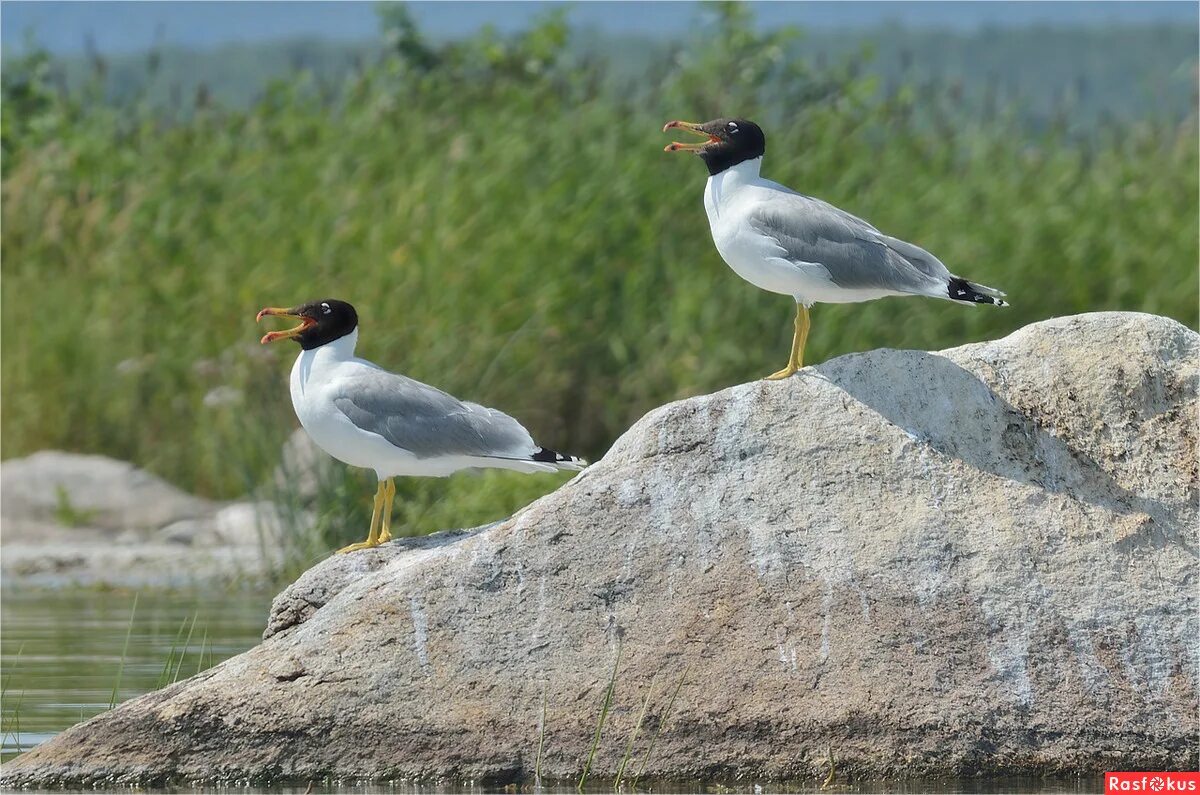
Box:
[663,120,719,153]
[256,307,315,344]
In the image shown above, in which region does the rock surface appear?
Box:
[271,428,337,503]
[0,451,215,532]
[3,312,1196,788]
[0,452,306,587]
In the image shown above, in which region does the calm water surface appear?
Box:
[0,588,1102,794]
[1,586,272,764]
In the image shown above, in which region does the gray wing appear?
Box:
[332,368,536,460]
[747,188,952,294]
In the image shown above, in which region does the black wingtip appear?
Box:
[948,277,1008,306]
[532,446,587,469]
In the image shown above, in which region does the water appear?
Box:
[1,586,273,764]
[0,588,1103,794]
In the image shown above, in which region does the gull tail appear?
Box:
[531,446,588,471]
[947,277,1009,307]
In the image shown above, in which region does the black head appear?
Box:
[257,298,359,350]
[663,117,766,175]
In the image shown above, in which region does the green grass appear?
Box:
[613,673,657,789]
[156,613,201,688]
[535,686,548,787]
[52,485,98,527]
[630,665,689,789]
[578,642,622,791]
[1,644,25,754]
[108,593,138,709]
[2,5,1197,556]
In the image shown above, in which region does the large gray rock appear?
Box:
[0,451,215,533]
[1,489,307,588]
[3,312,1196,788]
[0,452,254,588]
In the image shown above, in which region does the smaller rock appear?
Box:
[0,455,315,587]
[157,518,206,545]
[211,501,295,547]
[113,528,146,544]
[157,501,313,548]
[0,451,215,532]
[271,429,336,503]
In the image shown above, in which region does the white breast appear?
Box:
[288,332,419,477]
[702,159,854,305]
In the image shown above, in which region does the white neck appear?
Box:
[294,327,359,378]
[706,157,762,205]
[704,157,763,218]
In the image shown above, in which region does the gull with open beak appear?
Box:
[664,117,1008,380]
[257,299,585,553]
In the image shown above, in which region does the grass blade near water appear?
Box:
[108,593,138,709]
[578,642,622,792]
[535,685,548,788]
[613,673,657,790]
[2,643,25,753]
[196,627,209,677]
[170,614,199,684]
[156,615,190,688]
[629,664,689,789]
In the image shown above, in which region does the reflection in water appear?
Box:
[1,586,272,762]
[0,589,1100,794]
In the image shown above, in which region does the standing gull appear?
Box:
[663,117,1007,380]
[257,299,585,553]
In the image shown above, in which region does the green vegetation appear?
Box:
[108,593,137,709]
[630,664,689,789]
[535,687,548,786]
[52,485,98,527]
[1,644,25,757]
[613,672,656,789]
[3,5,1197,555]
[579,642,622,791]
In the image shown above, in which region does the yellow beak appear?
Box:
[256,307,315,344]
[663,120,719,152]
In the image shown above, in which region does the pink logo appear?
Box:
[1107,773,1199,794]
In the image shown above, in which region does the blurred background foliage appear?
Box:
[3,3,1197,562]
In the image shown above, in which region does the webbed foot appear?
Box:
[765,364,799,380]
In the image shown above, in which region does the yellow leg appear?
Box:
[376,479,396,543]
[766,302,810,380]
[336,480,385,554]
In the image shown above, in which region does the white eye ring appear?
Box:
[321,302,332,314]
[727,122,739,132]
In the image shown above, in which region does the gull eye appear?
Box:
[727,121,739,134]
[321,302,332,315]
